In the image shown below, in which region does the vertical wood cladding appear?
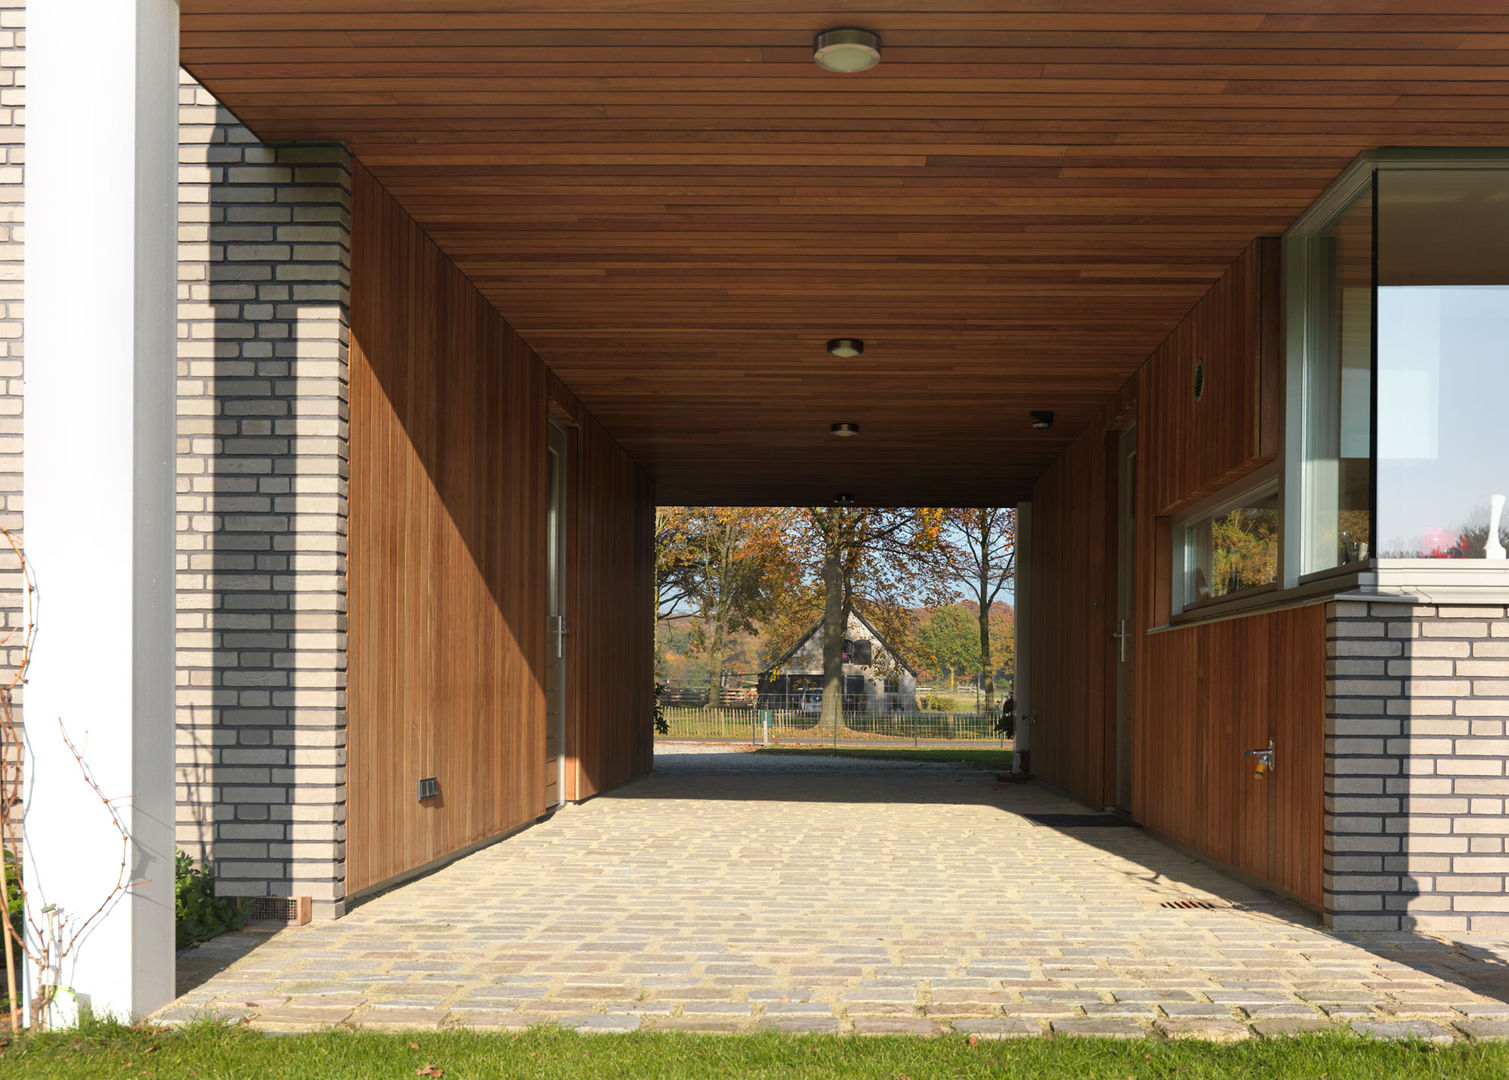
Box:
[549,373,656,802]
[1027,239,1324,907]
[347,164,652,896]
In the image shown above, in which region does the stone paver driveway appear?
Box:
[162,747,1509,1040]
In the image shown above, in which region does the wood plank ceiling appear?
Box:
[180,1,1509,506]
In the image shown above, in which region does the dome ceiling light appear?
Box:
[831,422,860,438]
[813,28,881,74]
[826,338,864,358]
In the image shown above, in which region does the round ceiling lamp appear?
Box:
[831,422,860,438]
[826,338,864,358]
[813,28,881,73]
[1030,410,1055,430]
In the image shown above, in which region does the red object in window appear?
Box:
[1421,528,1468,558]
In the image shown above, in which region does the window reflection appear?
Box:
[1376,287,1509,558]
[1185,489,1280,606]
[1376,169,1509,560]
[1302,183,1374,575]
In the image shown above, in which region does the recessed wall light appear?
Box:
[813,28,881,73]
[826,338,864,358]
[831,422,860,438]
[1030,410,1055,430]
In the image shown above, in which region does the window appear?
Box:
[1299,178,1374,576]
[1177,480,1280,612]
[1374,169,1509,559]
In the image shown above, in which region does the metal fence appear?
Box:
[658,705,1009,747]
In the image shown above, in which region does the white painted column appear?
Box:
[24,0,179,1021]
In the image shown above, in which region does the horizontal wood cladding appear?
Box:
[1142,238,1281,515]
[179,3,1509,504]
[1133,607,1326,907]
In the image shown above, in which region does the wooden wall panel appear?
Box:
[551,374,657,803]
[1028,238,1323,907]
[1023,407,1114,809]
[347,163,653,897]
[1142,239,1281,515]
[1131,608,1325,907]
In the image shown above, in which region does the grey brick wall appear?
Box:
[1326,600,1509,932]
[175,71,351,918]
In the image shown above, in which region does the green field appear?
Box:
[1,1023,1501,1080]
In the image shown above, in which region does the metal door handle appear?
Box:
[1113,618,1130,664]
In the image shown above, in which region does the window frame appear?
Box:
[1171,468,1282,616]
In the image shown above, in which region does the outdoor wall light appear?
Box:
[1030,410,1055,430]
[831,422,860,437]
[826,338,864,358]
[813,28,881,73]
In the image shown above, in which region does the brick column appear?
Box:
[175,72,350,919]
[1326,601,1509,932]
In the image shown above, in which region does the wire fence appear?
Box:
[658,705,1010,747]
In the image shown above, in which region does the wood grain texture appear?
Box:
[1028,240,1321,907]
[1021,407,1113,808]
[551,376,657,802]
[347,163,653,896]
[177,2,1509,505]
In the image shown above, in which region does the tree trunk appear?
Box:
[979,597,994,712]
[705,617,724,710]
[819,542,845,731]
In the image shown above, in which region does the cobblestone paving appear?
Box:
[160,747,1509,1040]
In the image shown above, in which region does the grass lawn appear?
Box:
[756,746,1015,770]
[1,1023,1505,1079]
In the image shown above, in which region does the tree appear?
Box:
[789,506,946,730]
[682,507,800,706]
[934,508,1016,710]
[915,603,981,688]
[655,506,698,623]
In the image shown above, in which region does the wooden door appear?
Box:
[1113,426,1137,811]
[545,422,568,808]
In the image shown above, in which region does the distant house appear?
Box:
[758,610,918,713]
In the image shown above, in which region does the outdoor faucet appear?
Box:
[1244,737,1276,778]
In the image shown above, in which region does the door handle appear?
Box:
[1112,618,1130,664]
[1244,736,1276,777]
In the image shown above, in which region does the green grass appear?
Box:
[757,746,1015,770]
[1,1022,1505,1079]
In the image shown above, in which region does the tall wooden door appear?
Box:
[545,422,568,808]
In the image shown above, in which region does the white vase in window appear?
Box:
[1489,494,1507,560]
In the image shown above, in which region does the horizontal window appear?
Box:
[1179,483,1280,611]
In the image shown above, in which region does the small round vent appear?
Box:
[1193,358,1206,401]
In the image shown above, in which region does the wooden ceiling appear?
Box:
[180,2,1509,506]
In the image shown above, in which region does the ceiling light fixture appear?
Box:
[813,28,881,73]
[831,422,860,438]
[826,338,864,358]
[1030,410,1055,430]
[835,493,856,506]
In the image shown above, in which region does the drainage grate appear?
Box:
[245,896,312,925]
[1159,898,1232,911]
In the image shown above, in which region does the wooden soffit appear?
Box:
[181,1,1509,506]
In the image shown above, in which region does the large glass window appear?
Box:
[1375,170,1509,559]
[1301,181,1374,575]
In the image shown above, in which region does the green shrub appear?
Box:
[175,850,244,950]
